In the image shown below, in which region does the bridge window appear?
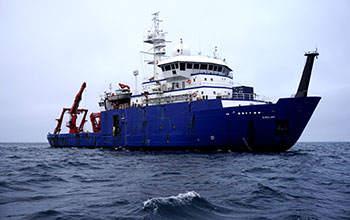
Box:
[180,62,186,71]
[208,64,213,70]
[218,66,222,72]
[193,63,199,69]
[223,67,230,75]
[187,63,193,69]
[213,65,217,71]
[171,64,176,69]
[165,65,171,71]
[200,64,208,70]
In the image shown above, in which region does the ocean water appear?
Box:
[0,142,349,220]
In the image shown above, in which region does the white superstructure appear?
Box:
[99,12,266,111]
[130,12,236,107]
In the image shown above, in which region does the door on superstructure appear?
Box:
[113,115,120,136]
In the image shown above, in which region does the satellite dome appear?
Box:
[172,43,191,56]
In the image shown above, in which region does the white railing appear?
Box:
[232,93,255,100]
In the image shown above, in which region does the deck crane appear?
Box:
[54,82,88,134]
[119,83,130,90]
[90,112,101,132]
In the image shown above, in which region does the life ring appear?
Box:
[193,92,197,97]
[186,79,191,84]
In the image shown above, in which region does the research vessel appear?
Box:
[47,12,320,152]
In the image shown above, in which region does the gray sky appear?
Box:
[0,0,349,142]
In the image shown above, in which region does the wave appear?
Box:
[250,183,288,202]
[142,191,232,220]
[242,167,272,173]
[26,209,61,220]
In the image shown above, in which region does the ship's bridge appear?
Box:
[158,55,233,80]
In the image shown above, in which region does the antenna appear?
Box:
[213,46,218,58]
[108,83,112,94]
[141,12,168,80]
[133,70,139,94]
[180,38,183,54]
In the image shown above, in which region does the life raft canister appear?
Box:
[186,79,191,84]
[193,92,197,97]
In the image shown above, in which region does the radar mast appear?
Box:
[142,12,168,80]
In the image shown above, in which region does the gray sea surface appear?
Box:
[0,142,349,219]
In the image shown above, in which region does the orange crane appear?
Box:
[90,113,101,132]
[54,82,88,134]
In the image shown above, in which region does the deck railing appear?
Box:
[232,93,256,100]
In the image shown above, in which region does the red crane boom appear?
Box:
[119,83,130,90]
[70,82,86,114]
[54,82,88,134]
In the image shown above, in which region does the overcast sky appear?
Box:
[0,0,349,142]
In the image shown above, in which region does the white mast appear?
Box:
[133,70,139,94]
[142,12,168,80]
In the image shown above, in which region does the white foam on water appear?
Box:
[143,191,201,210]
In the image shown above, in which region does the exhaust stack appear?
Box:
[295,51,319,98]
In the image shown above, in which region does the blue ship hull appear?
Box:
[47,96,320,152]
